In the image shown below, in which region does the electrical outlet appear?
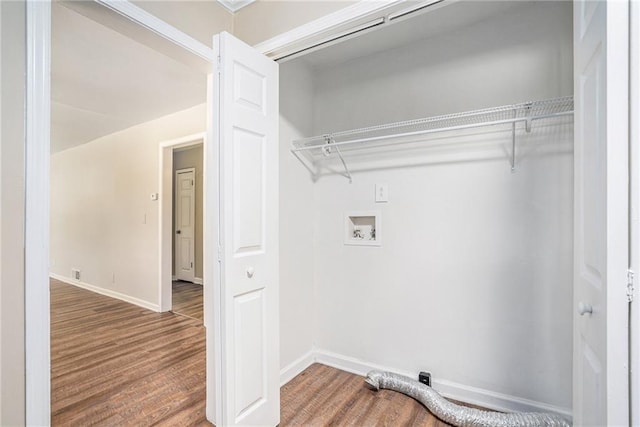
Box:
[375,183,389,203]
[419,371,431,387]
[71,268,81,281]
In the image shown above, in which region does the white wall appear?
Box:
[278,60,316,372]
[283,1,574,412]
[50,104,206,308]
[0,1,26,424]
[312,2,573,131]
[132,0,233,46]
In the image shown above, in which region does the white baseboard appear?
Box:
[279,349,316,386]
[312,349,572,419]
[50,273,160,312]
[172,275,203,285]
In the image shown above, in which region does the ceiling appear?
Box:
[295,1,531,69]
[51,2,207,153]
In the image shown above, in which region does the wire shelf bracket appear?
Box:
[291,96,574,181]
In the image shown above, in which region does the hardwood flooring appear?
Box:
[281,363,454,426]
[172,280,204,321]
[51,279,455,426]
[50,279,210,426]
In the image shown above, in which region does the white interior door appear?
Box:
[175,168,196,282]
[212,31,279,426]
[573,1,629,425]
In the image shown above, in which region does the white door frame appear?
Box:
[25,0,635,423]
[25,1,51,424]
[24,0,215,422]
[631,0,640,424]
[159,133,205,312]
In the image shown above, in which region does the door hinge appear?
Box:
[627,269,635,302]
[191,262,193,268]
[192,180,194,186]
[217,55,221,74]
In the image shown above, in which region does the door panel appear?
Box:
[212,31,279,427]
[573,1,629,425]
[234,288,266,418]
[232,128,265,254]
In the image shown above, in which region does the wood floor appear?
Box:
[172,280,204,321]
[51,279,455,426]
[281,363,454,426]
[51,279,210,426]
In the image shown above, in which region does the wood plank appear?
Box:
[50,279,211,426]
[172,280,203,321]
[280,363,455,426]
[51,278,460,426]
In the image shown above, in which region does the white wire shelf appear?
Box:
[291,96,574,182]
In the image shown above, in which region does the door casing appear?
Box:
[159,133,204,312]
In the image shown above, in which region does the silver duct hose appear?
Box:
[365,370,570,427]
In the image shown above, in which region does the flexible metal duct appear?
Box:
[365,370,570,427]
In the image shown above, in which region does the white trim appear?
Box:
[603,1,631,423]
[254,1,402,57]
[159,132,205,312]
[313,349,572,419]
[631,1,640,424]
[25,1,51,425]
[205,71,221,424]
[253,0,453,61]
[279,350,316,386]
[95,0,214,61]
[50,273,160,312]
[170,276,204,286]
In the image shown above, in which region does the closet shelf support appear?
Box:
[323,135,352,183]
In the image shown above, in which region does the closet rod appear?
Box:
[292,110,573,153]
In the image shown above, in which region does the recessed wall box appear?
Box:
[344,211,381,246]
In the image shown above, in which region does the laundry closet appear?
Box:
[278,0,573,416]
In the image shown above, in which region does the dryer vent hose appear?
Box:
[365,370,570,427]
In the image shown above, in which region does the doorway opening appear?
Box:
[159,136,205,321]
[48,0,210,422]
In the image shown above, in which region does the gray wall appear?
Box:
[0,1,26,424]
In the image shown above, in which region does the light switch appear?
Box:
[150,193,159,201]
[375,184,388,203]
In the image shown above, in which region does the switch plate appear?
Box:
[150,193,159,201]
[375,184,388,203]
